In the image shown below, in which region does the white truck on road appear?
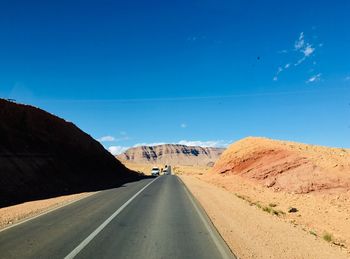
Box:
[163,165,172,175]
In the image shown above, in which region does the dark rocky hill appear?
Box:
[0,99,139,207]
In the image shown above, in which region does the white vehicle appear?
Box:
[151,167,160,176]
[163,165,171,175]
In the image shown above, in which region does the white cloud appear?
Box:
[294,56,306,66]
[307,73,322,83]
[303,44,315,57]
[294,33,316,66]
[177,140,230,148]
[180,123,187,128]
[132,140,231,148]
[97,132,130,142]
[275,32,318,78]
[108,146,129,155]
[133,142,166,147]
[98,135,115,142]
[273,65,289,81]
[294,32,305,50]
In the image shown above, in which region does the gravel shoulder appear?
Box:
[180,175,350,259]
[0,192,95,230]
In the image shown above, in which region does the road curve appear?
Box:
[0,175,234,259]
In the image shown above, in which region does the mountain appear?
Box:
[211,137,350,193]
[0,99,139,207]
[117,144,225,167]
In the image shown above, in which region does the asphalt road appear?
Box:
[0,175,234,259]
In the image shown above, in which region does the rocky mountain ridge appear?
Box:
[117,144,225,166]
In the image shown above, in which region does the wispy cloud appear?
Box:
[177,140,230,148]
[345,76,350,81]
[273,66,288,81]
[274,31,320,81]
[97,132,130,143]
[97,135,115,142]
[306,73,322,83]
[303,45,315,57]
[131,140,231,149]
[294,32,305,50]
[133,142,166,147]
[180,123,187,128]
[294,32,315,66]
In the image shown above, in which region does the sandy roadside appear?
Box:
[0,192,95,230]
[180,175,350,259]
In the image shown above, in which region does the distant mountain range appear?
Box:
[117,144,225,167]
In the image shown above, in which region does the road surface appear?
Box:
[0,175,234,259]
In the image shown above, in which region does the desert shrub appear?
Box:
[323,232,333,242]
[263,206,272,213]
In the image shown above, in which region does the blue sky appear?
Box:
[1,0,349,153]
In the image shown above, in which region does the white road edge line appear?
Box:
[64,177,159,259]
[180,177,235,259]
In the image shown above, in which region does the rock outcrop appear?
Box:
[117,144,224,167]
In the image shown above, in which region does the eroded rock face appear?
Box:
[117,144,225,167]
[212,137,350,194]
[0,99,138,207]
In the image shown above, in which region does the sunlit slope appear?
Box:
[212,137,350,193]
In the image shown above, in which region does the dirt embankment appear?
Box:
[181,175,349,259]
[0,99,140,208]
[184,137,350,256]
[212,137,350,194]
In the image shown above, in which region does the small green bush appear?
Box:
[323,232,333,242]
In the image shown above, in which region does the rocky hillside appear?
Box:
[212,137,350,194]
[117,144,225,166]
[0,99,139,207]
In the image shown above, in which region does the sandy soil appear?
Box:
[0,192,94,230]
[181,175,350,259]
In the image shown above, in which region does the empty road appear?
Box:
[0,175,234,259]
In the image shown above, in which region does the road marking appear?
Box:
[64,177,159,259]
[0,191,99,233]
[179,177,236,259]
